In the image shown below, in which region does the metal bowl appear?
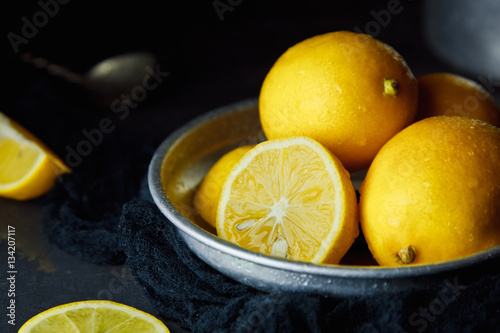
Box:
[148,98,500,297]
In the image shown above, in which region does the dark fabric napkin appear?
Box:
[13,77,500,333]
[118,196,500,333]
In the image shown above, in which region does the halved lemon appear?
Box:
[19,300,170,333]
[0,112,70,200]
[216,136,359,264]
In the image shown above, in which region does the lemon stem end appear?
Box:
[384,78,399,96]
[395,245,416,264]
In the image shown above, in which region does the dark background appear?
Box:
[0,0,454,165]
[1,0,438,132]
[0,1,496,332]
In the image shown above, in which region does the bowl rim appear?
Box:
[148,98,500,281]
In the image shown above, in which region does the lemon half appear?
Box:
[216,136,359,264]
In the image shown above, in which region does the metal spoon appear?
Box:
[20,52,159,109]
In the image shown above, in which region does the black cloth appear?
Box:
[42,132,154,265]
[118,197,500,333]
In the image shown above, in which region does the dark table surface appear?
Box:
[1,1,499,332]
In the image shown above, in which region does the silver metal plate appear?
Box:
[148,98,500,296]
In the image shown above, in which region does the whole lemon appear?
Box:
[359,116,500,266]
[194,145,254,228]
[259,31,418,172]
[416,72,500,127]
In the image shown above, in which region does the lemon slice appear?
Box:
[19,300,170,333]
[216,136,359,264]
[0,112,69,200]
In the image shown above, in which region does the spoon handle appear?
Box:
[19,53,84,85]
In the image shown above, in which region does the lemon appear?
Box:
[259,31,418,172]
[416,72,500,127]
[216,136,359,264]
[0,112,70,200]
[19,300,169,332]
[360,116,500,266]
[194,145,254,228]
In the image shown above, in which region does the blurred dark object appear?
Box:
[423,0,500,78]
[19,52,161,110]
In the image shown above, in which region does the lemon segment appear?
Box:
[216,137,359,264]
[0,138,43,184]
[19,300,170,333]
[0,112,69,200]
